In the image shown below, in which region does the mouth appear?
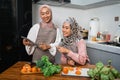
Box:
[63,33,68,36]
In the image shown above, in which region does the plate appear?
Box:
[21,71,42,74]
[20,63,42,75]
[61,67,89,77]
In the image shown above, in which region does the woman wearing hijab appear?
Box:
[57,17,89,66]
[23,5,61,63]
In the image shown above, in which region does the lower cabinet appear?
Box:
[87,47,120,72]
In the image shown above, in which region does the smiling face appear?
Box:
[40,7,52,23]
[62,22,72,37]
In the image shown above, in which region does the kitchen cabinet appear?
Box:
[86,41,120,72]
[36,0,120,10]
[0,0,32,73]
[36,0,88,9]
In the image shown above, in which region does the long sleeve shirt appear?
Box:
[61,39,89,65]
[25,23,62,56]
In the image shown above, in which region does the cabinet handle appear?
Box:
[6,45,13,51]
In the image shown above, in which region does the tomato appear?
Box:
[76,67,81,70]
[62,67,68,74]
[32,66,38,72]
[22,64,31,72]
[21,68,27,73]
[68,67,74,71]
[75,70,81,75]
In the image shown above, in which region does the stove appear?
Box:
[99,41,120,47]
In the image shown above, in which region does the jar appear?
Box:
[106,34,111,42]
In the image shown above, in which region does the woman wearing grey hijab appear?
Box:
[57,17,89,66]
[22,5,61,63]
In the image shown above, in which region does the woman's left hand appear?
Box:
[57,46,70,54]
[67,59,75,66]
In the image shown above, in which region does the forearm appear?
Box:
[67,51,80,64]
[67,39,88,65]
[61,54,67,64]
[67,51,87,65]
[49,45,56,56]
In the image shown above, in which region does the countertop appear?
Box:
[86,41,120,55]
[0,61,95,80]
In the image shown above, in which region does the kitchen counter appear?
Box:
[86,40,120,71]
[86,41,120,54]
[0,61,95,80]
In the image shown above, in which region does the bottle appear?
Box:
[106,34,111,42]
[96,32,101,41]
[97,32,100,38]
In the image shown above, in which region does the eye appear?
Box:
[66,27,69,29]
[46,11,49,14]
[41,13,45,16]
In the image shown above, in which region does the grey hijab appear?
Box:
[39,4,53,28]
[61,17,83,46]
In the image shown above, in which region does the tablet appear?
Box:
[21,36,37,47]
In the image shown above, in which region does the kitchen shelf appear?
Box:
[36,0,68,6]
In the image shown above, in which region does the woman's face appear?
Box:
[40,7,52,23]
[62,22,71,37]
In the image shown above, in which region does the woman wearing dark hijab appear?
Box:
[57,17,89,66]
[23,5,61,63]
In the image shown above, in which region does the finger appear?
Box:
[70,61,75,66]
[56,46,61,49]
[23,39,27,42]
[39,44,43,49]
[39,42,43,45]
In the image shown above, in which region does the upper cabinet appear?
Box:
[34,0,120,10]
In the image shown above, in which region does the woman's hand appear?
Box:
[23,39,31,46]
[67,59,75,66]
[39,43,51,51]
[57,46,70,54]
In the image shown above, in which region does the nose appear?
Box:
[44,14,47,18]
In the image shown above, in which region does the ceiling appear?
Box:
[70,0,120,9]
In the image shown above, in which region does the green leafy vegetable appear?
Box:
[87,60,120,80]
[36,55,61,77]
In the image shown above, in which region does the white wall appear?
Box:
[32,4,120,40]
[32,4,87,28]
[86,4,120,39]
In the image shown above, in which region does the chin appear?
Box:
[64,35,69,37]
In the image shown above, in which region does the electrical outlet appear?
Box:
[118,25,120,27]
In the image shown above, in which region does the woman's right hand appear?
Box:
[23,39,31,46]
[56,46,70,54]
[39,43,51,51]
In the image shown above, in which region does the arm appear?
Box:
[67,39,89,65]
[49,28,62,56]
[61,54,67,64]
[25,24,40,55]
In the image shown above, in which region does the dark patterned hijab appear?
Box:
[61,17,83,46]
